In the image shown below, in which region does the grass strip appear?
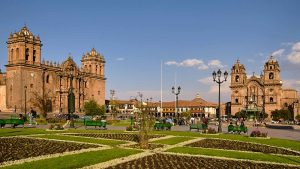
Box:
[151,136,194,145]
[30,134,126,146]
[2,148,141,169]
[154,131,300,151]
[167,147,300,166]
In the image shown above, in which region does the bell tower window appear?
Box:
[46,75,50,83]
[33,50,36,62]
[10,49,14,61]
[269,72,274,79]
[25,48,29,61]
[235,75,240,82]
[270,97,274,103]
[235,98,239,103]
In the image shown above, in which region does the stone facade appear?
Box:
[230,57,299,119]
[0,26,106,113]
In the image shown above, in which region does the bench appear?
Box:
[228,125,248,134]
[189,123,208,131]
[0,119,24,128]
[154,122,172,130]
[84,119,107,129]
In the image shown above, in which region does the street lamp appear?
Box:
[24,85,27,118]
[68,69,75,128]
[172,86,181,125]
[260,72,265,121]
[212,69,228,133]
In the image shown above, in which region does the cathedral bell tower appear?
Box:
[230,59,247,87]
[263,56,281,85]
[7,26,42,65]
[230,59,247,112]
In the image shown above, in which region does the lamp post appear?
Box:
[24,86,27,118]
[212,69,228,133]
[68,69,75,128]
[260,73,265,122]
[172,86,181,125]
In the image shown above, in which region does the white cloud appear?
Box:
[287,42,300,64]
[208,59,224,68]
[116,57,125,61]
[165,58,225,71]
[179,59,204,67]
[271,49,285,58]
[198,64,209,70]
[165,61,178,66]
[247,59,255,63]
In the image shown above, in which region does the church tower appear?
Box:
[7,26,42,65]
[230,59,247,114]
[81,48,106,105]
[262,56,282,112]
[5,26,43,111]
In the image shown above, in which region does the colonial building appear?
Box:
[0,26,106,113]
[230,57,299,119]
[106,95,217,118]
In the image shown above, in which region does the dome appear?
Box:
[231,59,245,72]
[264,56,280,70]
[82,48,104,61]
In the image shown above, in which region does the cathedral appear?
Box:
[0,26,106,113]
[230,57,299,119]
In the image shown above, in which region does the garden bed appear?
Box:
[64,133,164,142]
[104,153,300,169]
[125,143,165,150]
[186,138,300,156]
[0,137,100,163]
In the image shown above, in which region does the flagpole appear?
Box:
[160,60,163,117]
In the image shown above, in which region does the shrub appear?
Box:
[49,124,64,130]
[250,130,268,137]
[203,127,216,134]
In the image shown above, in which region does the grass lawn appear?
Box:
[153,131,300,151]
[151,136,194,145]
[2,148,141,169]
[110,120,131,126]
[30,134,127,146]
[167,147,300,166]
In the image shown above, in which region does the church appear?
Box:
[230,57,299,119]
[0,26,106,114]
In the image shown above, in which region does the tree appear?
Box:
[271,109,293,121]
[84,100,105,116]
[295,115,300,121]
[138,103,155,149]
[180,110,192,118]
[30,90,53,118]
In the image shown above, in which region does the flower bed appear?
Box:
[104,153,300,169]
[126,143,165,150]
[64,133,164,142]
[0,137,100,164]
[186,138,300,156]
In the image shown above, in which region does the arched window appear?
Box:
[16,48,19,60]
[46,75,50,83]
[270,66,273,70]
[269,72,274,79]
[270,97,274,103]
[235,75,240,82]
[25,48,29,61]
[235,98,239,103]
[96,65,98,74]
[33,50,36,62]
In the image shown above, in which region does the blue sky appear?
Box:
[1,0,300,103]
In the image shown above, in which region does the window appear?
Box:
[16,48,19,60]
[284,103,288,107]
[235,75,240,82]
[235,98,239,103]
[96,65,98,74]
[89,65,92,72]
[98,91,100,95]
[25,48,29,61]
[33,50,36,62]
[270,97,274,103]
[269,72,274,79]
[46,75,49,83]
[30,84,33,88]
